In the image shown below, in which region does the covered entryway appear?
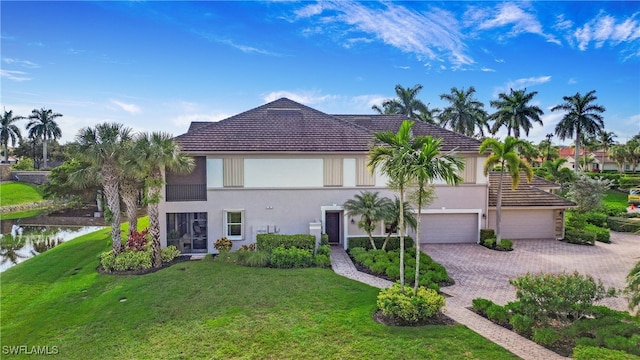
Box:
[488,209,555,240]
[417,212,479,244]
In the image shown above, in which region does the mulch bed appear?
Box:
[373,310,457,326]
[348,253,455,287]
[97,255,193,276]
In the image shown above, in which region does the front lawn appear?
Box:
[0,181,43,207]
[604,189,629,208]
[1,225,516,359]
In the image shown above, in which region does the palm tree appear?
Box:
[540,158,574,185]
[490,88,544,138]
[369,120,424,290]
[626,140,640,174]
[137,132,194,268]
[409,137,463,293]
[544,133,554,161]
[26,108,63,169]
[598,131,617,171]
[480,137,533,245]
[0,110,25,163]
[372,84,431,121]
[626,261,640,315]
[381,197,417,251]
[120,141,144,235]
[552,90,606,173]
[76,123,133,255]
[343,191,392,250]
[609,145,629,173]
[439,86,489,138]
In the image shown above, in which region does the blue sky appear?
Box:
[2,1,639,145]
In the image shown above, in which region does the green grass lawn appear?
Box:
[0,182,43,207]
[1,223,516,359]
[604,189,629,207]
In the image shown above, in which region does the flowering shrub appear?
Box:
[238,243,256,251]
[214,237,233,252]
[377,283,445,323]
[126,229,150,251]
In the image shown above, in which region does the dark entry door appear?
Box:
[325,212,341,245]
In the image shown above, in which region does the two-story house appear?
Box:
[159,98,574,253]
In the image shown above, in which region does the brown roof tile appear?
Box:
[488,171,575,208]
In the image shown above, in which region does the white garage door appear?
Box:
[489,210,555,240]
[418,213,478,244]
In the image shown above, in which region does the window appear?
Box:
[224,210,244,240]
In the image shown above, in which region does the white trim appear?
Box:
[223,209,245,241]
[411,208,482,244]
[320,205,348,250]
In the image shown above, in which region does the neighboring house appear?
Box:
[0,156,19,165]
[160,98,575,253]
[558,147,618,172]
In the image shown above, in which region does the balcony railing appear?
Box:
[165,184,207,202]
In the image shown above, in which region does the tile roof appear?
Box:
[175,98,482,153]
[488,171,575,208]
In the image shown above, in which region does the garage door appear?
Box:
[488,209,554,240]
[418,213,478,244]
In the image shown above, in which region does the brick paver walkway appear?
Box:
[330,232,640,360]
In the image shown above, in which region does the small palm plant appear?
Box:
[343,191,392,250]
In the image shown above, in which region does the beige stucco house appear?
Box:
[159,98,574,253]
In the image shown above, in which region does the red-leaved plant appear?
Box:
[126,229,150,252]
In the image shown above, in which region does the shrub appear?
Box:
[316,244,331,257]
[509,271,617,323]
[583,211,608,227]
[377,283,445,323]
[603,335,640,355]
[214,237,232,252]
[161,246,180,263]
[314,254,331,268]
[100,250,116,272]
[483,238,496,248]
[532,327,560,346]
[257,234,315,254]
[619,176,640,189]
[320,234,329,246]
[126,229,150,251]
[113,250,152,272]
[12,158,34,171]
[567,211,588,228]
[238,243,256,251]
[471,298,494,315]
[385,265,400,279]
[601,203,628,217]
[607,217,640,233]
[585,224,611,243]
[497,239,513,250]
[509,314,536,336]
[347,236,414,251]
[573,345,640,360]
[486,304,510,324]
[480,229,495,243]
[564,227,596,245]
[245,251,270,267]
[270,246,314,268]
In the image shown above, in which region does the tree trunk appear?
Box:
[574,131,581,173]
[102,163,122,255]
[366,219,377,250]
[3,142,8,163]
[398,186,405,291]
[43,134,48,169]
[120,178,139,235]
[496,167,505,245]
[414,192,422,295]
[148,168,163,268]
[382,232,391,251]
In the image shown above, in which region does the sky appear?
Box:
[2,1,639,146]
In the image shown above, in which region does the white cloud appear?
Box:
[2,58,39,69]
[574,11,640,51]
[262,90,337,105]
[481,67,495,72]
[110,100,142,114]
[294,1,473,67]
[568,78,577,85]
[493,76,552,97]
[219,39,278,56]
[0,70,31,82]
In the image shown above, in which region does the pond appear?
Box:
[0,223,104,272]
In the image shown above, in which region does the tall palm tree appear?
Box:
[0,110,25,163]
[409,137,463,294]
[552,90,606,174]
[480,137,533,245]
[76,123,133,255]
[137,132,194,268]
[343,191,392,250]
[120,141,144,234]
[626,140,640,174]
[369,120,425,290]
[490,88,544,138]
[26,108,63,169]
[439,86,489,138]
[597,130,617,172]
[372,84,431,121]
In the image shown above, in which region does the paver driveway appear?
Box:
[422,231,640,312]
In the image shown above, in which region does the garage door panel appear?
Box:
[488,210,554,239]
[418,213,478,244]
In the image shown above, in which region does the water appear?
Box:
[0,225,104,272]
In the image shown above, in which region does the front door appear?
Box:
[325,212,341,245]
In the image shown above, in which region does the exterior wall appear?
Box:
[160,184,488,252]
[166,156,206,185]
[488,208,556,240]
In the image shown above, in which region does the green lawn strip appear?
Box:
[604,189,629,207]
[1,223,516,360]
[0,182,44,207]
[0,209,45,220]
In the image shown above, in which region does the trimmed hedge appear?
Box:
[619,176,640,189]
[585,224,611,243]
[256,234,315,254]
[564,227,596,245]
[347,236,414,251]
[480,229,496,243]
[606,217,640,232]
[583,212,608,228]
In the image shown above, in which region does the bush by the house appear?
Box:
[607,217,640,233]
[480,237,512,251]
[320,234,329,246]
[497,239,513,250]
[564,227,596,245]
[482,238,496,249]
[126,229,150,251]
[348,247,450,290]
[270,246,314,268]
[585,224,611,243]
[573,345,640,360]
[377,283,445,323]
[471,298,494,316]
[347,236,414,251]
[100,245,181,272]
[314,254,331,268]
[316,244,331,257]
[238,243,256,251]
[583,211,608,228]
[256,234,315,253]
[480,229,495,243]
[161,246,181,263]
[214,237,233,252]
